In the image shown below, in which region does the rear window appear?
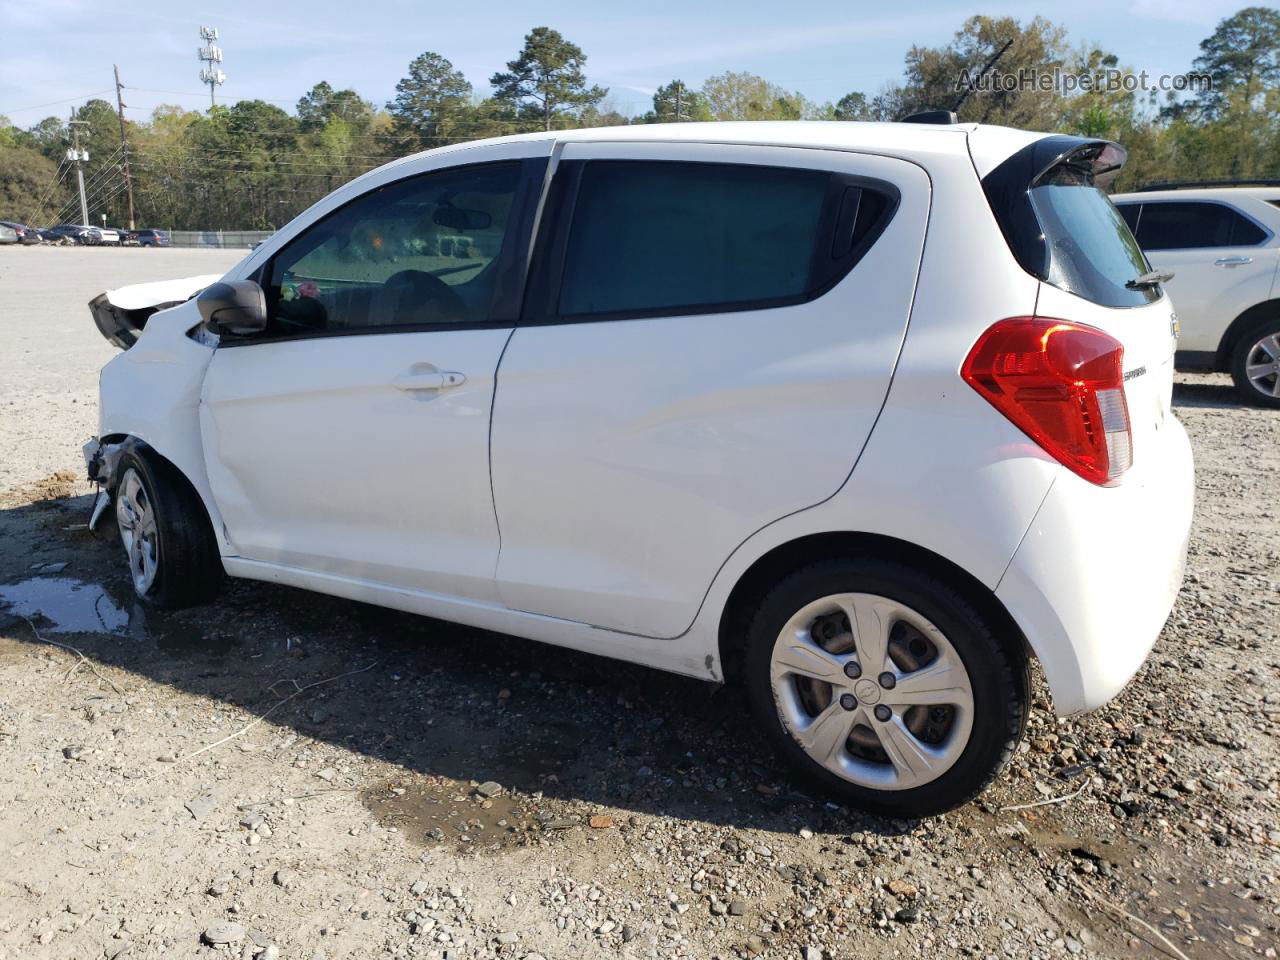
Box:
[1133,201,1267,249]
[1028,168,1153,308]
[554,161,894,320]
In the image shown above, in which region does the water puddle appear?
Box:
[0,576,128,634]
[362,777,574,851]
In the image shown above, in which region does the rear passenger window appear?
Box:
[1135,201,1266,249]
[556,161,893,319]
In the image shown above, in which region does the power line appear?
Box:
[0,90,116,117]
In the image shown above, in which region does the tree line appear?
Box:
[1,9,1277,231]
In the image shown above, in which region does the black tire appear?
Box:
[1228,317,1280,408]
[112,446,224,609]
[742,557,1029,818]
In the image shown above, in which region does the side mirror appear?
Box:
[197,280,267,336]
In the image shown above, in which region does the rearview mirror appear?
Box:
[197,280,267,336]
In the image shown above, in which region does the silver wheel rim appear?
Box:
[1245,332,1280,398]
[115,468,159,596]
[769,593,975,792]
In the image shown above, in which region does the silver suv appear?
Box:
[1112,181,1280,406]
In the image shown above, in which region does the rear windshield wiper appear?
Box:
[1126,270,1174,289]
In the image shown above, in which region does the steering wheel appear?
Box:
[381,270,467,325]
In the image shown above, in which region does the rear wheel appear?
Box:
[743,558,1028,817]
[1229,319,1280,408]
[113,447,223,609]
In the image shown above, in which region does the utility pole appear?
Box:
[67,114,90,226]
[113,64,136,229]
[667,82,691,122]
[198,26,226,108]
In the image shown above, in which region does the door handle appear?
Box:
[1214,256,1254,267]
[393,370,466,392]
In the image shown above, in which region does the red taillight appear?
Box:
[962,316,1132,485]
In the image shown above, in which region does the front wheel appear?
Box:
[113,447,223,609]
[743,558,1028,817]
[1230,320,1280,407]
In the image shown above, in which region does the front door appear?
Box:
[200,154,543,604]
[490,141,930,637]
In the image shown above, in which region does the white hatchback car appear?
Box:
[85,122,1194,816]
[1112,183,1280,406]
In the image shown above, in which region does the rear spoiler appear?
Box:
[981,135,1127,284]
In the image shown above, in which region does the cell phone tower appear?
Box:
[198,26,225,108]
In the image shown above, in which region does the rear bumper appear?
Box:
[996,416,1194,716]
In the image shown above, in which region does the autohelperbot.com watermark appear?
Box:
[955,67,1214,95]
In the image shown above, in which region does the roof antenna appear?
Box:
[952,37,1014,115]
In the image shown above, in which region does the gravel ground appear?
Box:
[0,247,1277,960]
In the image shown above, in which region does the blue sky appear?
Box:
[0,0,1247,126]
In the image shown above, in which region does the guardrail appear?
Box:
[168,230,274,249]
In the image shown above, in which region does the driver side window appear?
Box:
[266,161,521,335]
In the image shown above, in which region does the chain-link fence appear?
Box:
[167,230,274,249]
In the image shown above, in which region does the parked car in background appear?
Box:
[132,228,170,247]
[0,223,17,244]
[97,227,122,245]
[83,121,1194,817]
[0,220,40,244]
[116,228,140,247]
[1112,181,1280,406]
[45,223,102,245]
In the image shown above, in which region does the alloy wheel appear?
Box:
[1244,332,1280,399]
[115,467,159,595]
[769,592,975,791]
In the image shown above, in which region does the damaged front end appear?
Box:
[89,273,223,349]
[82,437,129,531]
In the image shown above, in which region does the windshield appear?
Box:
[1029,169,1156,307]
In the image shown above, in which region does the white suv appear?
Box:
[1112,183,1280,406]
[84,122,1194,816]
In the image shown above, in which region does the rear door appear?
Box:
[490,141,930,638]
[1122,199,1275,352]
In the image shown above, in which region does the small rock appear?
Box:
[621,925,637,943]
[798,828,814,840]
[207,877,231,897]
[802,947,824,960]
[259,946,280,960]
[62,745,86,761]
[202,922,246,945]
[729,900,747,917]
[894,906,920,923]
[273,870,296,890]
[315,767,337,783]
[887,879,918,898]
[475,781,503,798]
[185,794,218,821]
[589,815,614,829]
[495,932,518,944]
